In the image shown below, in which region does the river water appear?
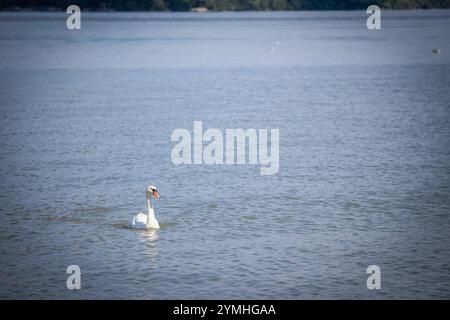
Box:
[0,10,449,299]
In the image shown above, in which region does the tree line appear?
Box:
[1,0,449,11]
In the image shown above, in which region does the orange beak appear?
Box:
[153,190,160,199]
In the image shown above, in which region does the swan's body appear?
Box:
[131,185,160,229]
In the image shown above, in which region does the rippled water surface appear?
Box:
[1,10,450,299]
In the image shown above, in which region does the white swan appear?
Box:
[131,185,160,229]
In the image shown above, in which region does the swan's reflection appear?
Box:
[143,228,159,259]
[144,228,159,241]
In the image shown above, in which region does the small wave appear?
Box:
[241,215,257,220]
[343,201,361,209]
[159,222,175,229]
[46,214,94,225]
[112,222,133,230]
[72,206,114,214]
[113,221,172,230]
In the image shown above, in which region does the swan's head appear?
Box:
[147,185,160,200]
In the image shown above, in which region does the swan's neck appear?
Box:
[147,192,153,211]
[146,192,155,227]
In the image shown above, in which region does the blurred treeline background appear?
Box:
[0,0,449,11]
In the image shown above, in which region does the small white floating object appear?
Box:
[269,41,280,53]
[191,7,208,13]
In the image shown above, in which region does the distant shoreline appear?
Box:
[2,7,450,12]
[2,0,450,12]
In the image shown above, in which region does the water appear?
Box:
[0,10,450,299]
